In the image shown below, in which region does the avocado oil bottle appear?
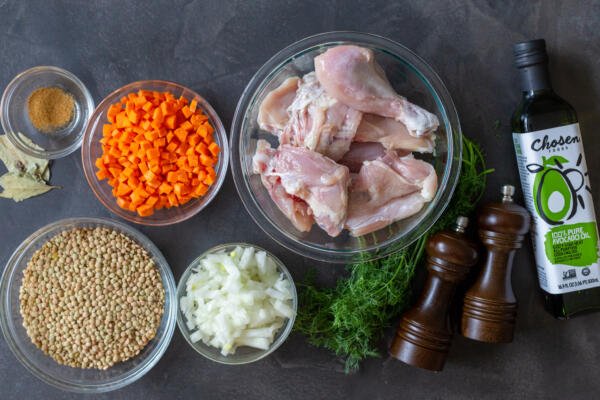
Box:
[511,39,600,319]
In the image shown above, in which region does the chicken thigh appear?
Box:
[314,45,439,136]
[345,151,437,236]
[254,140,350,237]
[354,114,435,153]
[253,140,315,232]
[282,72,362,161]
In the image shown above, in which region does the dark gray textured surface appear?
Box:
[1,0,600,399]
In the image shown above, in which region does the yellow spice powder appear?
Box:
[27,86,75,133]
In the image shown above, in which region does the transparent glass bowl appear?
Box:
[0,66,94,159]
[81,80,229,226]
[0,217,177,393]
[177,243,297,365]
[230,31,462,263]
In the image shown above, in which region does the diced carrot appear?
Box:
[142,101,154,112]
[96,89,219,216]
[144,130,158,142]
[127,175,140,188]
[208,142,220,156]
[167,192,179,207]
[174,128,188,143]
[136,203,154,217]
[154,137,166,148]
[166,141,178,152]
[127,109,140,124]
[158,182,173,194]
[193,183,208,197]
[180,120,193,132]
[116,197,131,210]
[145,195,159,208]
[165,115,177,129]
[108,167,122,178]
[204,174,215,185]
[188,154,199,167]
[152,107,163,123]
[173,182,190,197]
[199,154,214,167]
[181,105,192,119]
[116,183,132,196]
[146,148,160,160]
[96,169,108,180]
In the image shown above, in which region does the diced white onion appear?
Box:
[180,246,295,356]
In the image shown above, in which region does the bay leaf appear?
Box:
[0,134,49,178]
[0,172,58,202]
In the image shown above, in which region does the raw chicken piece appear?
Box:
[346,192,427,237]
[380,152,437,201]
[282,72,362,161]
[338,142,387,173]
[338,142,411,173]
[314,45,439,136]
[355,114,435,153]
[254,140,350,237]
[253,140,315,232]
[345,151,437,236]
[257,77,300,136]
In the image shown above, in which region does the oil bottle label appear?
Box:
[513,123,600,294]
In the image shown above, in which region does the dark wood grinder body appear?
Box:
[389,217,478,371]
[461,185,530,343]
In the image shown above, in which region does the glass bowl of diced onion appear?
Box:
[176,243,297,365]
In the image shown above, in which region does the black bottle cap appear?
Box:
[513,39,548,68]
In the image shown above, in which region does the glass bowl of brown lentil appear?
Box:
[0,66,95,159]
[0,217,177,393]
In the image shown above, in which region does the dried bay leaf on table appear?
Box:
[0,134,50,177]
[0,133,58,201]
[0,172,58,202]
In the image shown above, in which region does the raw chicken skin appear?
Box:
[314,45,439,136]
[346,192,427,237]
[345,151,437,236]
[253,140,315,232]
[257,76,300,135]
[355,114,435,153]
[254,140,350,237]
[380,152,437,201]
[282,72,362,161]
[338,142,410,173]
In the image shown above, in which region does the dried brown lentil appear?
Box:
[19,226,165,370]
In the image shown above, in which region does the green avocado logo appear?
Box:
[527,155,588,225]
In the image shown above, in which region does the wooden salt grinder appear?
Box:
[389,216,478,371]
[461,185,530,343]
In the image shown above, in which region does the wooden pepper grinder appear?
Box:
[461,185,530,343]
[389,216,478,371]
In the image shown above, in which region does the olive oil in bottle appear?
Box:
[511,39,600,319]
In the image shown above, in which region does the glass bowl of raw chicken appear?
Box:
[231,32,461,263]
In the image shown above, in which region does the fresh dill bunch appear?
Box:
[295,135,493,373]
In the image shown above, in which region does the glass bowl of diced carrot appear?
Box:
[82,80,228,226]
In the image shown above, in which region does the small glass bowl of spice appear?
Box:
[0,66,94,159]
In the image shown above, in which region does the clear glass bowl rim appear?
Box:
[0,65,95,159]
[230,31,462,263]
[0,217,177,393]
[176,242,298,365]
[81,79,229,226]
